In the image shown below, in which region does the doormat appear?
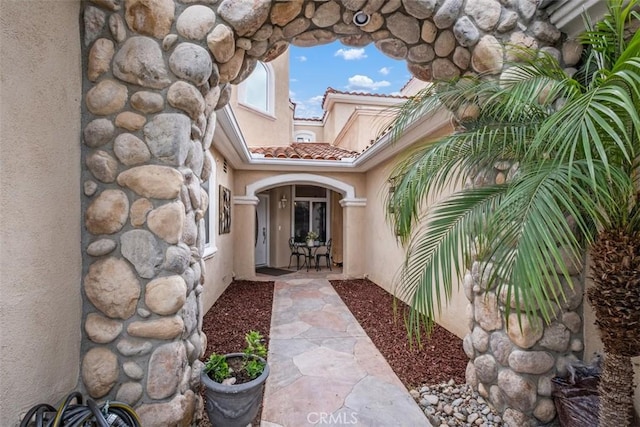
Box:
[256,267,293,276]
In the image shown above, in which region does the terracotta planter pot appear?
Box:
[201,353,269,427]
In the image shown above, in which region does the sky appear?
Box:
[288,41,412,119]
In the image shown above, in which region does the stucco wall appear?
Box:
[334,109,392,154]
[202,148,236,312]
[293,121,324,142]
[324,102,356,143]
[0,1,82,425]
[230,50,292,148]
[364,157,469,339]
[267,186,292,268]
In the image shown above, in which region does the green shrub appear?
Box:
[203,330,267,383]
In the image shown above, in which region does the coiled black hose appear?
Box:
[20,392,141,427]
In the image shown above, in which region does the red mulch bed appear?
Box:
[201,280,275,357]
[330,278,467,389]
[199,280,274,427]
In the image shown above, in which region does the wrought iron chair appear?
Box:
[288,237,306,270]
[315,238,333,271]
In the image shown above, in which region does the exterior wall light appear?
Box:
[352,11,370,27]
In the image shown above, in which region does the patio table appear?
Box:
[295,242,326,272]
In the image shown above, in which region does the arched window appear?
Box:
[294,130,316,142]
[238,62,274,115]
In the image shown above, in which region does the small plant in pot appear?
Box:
[201,331,269,427]
[306,230,319,246]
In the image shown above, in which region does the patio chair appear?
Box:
[315,238,333,271]
[288,237,306,270]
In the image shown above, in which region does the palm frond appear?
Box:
[395,185,507,341]
[532,77,639,183]
[500,47,581,109]
[580,0,638,68]
[386,0,640,345]
[387,122,539,242]
[578,0,640,87]
[486,161,620,322]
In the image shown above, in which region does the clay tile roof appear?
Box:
[319,86,408,108]
[250,143,358,161]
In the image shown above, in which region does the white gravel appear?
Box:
[410,380,504,427]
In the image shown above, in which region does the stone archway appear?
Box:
[79,0,574,423]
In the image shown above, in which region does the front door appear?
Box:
[255,195,268,266]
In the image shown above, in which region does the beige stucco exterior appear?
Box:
[201,148,236,312]
[322,93,398,145]
[363,151,470,339]
[225,69,472,338]
[333,107,394,154]
[294,120,325,142]
[229,51,293,148]
[0,1,82,425]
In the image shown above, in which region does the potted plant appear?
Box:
[201,331,269,427]
[306,230,319,247]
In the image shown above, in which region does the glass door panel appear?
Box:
[312,202,326,242]
[292,186,330,243]
[293,201,309,242]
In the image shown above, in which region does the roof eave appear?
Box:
[216,102,453,173]
[547,0,616,37]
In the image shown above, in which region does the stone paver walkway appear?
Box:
[260,277,430,427]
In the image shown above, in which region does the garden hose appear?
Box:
[87,399,110,427]
[20,392,141,427]
[19,404,56,427]
[52,391,83,427]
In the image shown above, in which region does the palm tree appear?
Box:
[386,1,640,426]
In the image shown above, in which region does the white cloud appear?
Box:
[293,94,325,119]
[347,74,391,91]
[379,66,391,75]
[297,55,307,62]
[334,48,367,60]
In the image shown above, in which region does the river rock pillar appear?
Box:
[80,0,225,423]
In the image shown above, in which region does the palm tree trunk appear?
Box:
[597,352,635,427]
[588,229,640,427]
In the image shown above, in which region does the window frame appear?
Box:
[294,130,316,142]
[203,153,218,258]
[237,61,275,117]
[291,185,330,243]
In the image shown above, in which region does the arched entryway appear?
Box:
[76,0,569,423]
[234,173,366,278]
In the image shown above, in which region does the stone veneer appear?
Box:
[462,165,587,426]
[79,0,582,424]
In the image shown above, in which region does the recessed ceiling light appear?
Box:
[352,11,370,27]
